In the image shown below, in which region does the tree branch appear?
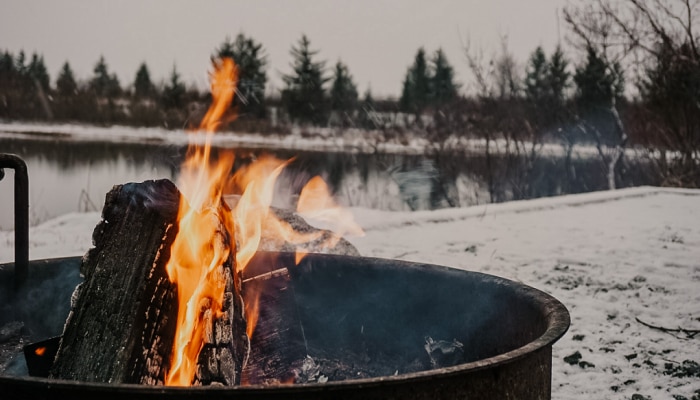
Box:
[636,317,700,339]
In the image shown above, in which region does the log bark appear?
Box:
[50,179,181,384]
[49,179,249,386]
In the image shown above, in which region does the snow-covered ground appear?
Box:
[1,185,698,398]
[0,120,653,159]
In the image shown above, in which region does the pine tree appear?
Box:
[547,45,570,106]
[0,51,16,84]
[161,65,186,109]
[215,33,268,118]
[524,46,548,103]
[15,51,27,76]
[641,40,700,165]
[399,47,431,114]
[330,61,358,113]
[90,56,121,98]
[27,53,50,92]
[56,61,78,96]
[573,46,624,111]
[133,62,155,99]
[281,34,329,125]
[399,74,414,113]
[430,48,458,106]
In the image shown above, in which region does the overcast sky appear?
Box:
[1,0,571,98]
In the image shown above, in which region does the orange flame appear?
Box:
[164,57,363,386]
[164,57,238,386]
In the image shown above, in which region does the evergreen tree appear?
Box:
[573,46,624,111]
[56,61,78,96]
[524,46,548,104]
[28,53,50,92]
[15,51,27,76]
[215,33,268,118]
[90,56,121,98]
[0,51,16,82]
[547,45,570,106]
[399,47,431,114]
[133,62,155,99]
[641,40,700,163]
[430,48,458,106]
[281,34,329,125]
[161,65,186,109]
[330,61,358,113]
[573,46,625,146]
[399,74,413,113]
[0,51,18,117]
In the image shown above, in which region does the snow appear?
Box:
[0,121,655,158]
[1,185,698,398]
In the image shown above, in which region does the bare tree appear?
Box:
[565,0,700,188]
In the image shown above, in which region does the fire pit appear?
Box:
[0,251,569,399]
[1,57,569,397]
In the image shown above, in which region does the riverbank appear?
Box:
[0,120,652,158]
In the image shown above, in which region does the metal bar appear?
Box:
[0,153,29,290]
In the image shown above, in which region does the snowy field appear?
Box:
[1,185,699,399]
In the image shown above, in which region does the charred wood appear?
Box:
[50,179,181,384]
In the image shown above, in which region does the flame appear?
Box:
[164,57,238,386]
[164,56,363,386]
[296,176,365,260]
[34,347,46,357]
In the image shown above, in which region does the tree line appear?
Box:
[0,0,698,190]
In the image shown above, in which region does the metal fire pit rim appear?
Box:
[1,253,570,393]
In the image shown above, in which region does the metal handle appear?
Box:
[0,153,29,290]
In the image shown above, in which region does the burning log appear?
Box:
[49,179,181,384]
[49,179,250,386]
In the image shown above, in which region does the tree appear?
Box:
[0,51,14,77]
[133,62,155,99]
[399,47,431,115]
[548,45,570,107]
[215,33,268,118]
[15,50,27,76]
[430,48,458,106]
[573,46,624,112]
[524,46,548,104]
[329,60,358,126]
[281,34,329,125]
[90,56,121,98]
[56,61,78,97]
[566,0,700,186]
[28,53,50,92]
[565,3,629,190]
[494,39,520,99]
[161,65,186,110]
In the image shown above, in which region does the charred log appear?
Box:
[49,179,250,386]
[49,179,181,384]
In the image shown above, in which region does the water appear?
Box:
[0,136,661,230]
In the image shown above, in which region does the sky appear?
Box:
[1,0,571,98]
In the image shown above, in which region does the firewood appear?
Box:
[49,179,181,384]
[49,179,250,386]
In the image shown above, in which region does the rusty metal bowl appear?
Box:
[0,252,569,399]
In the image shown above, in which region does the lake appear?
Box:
[0,136,661,230]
